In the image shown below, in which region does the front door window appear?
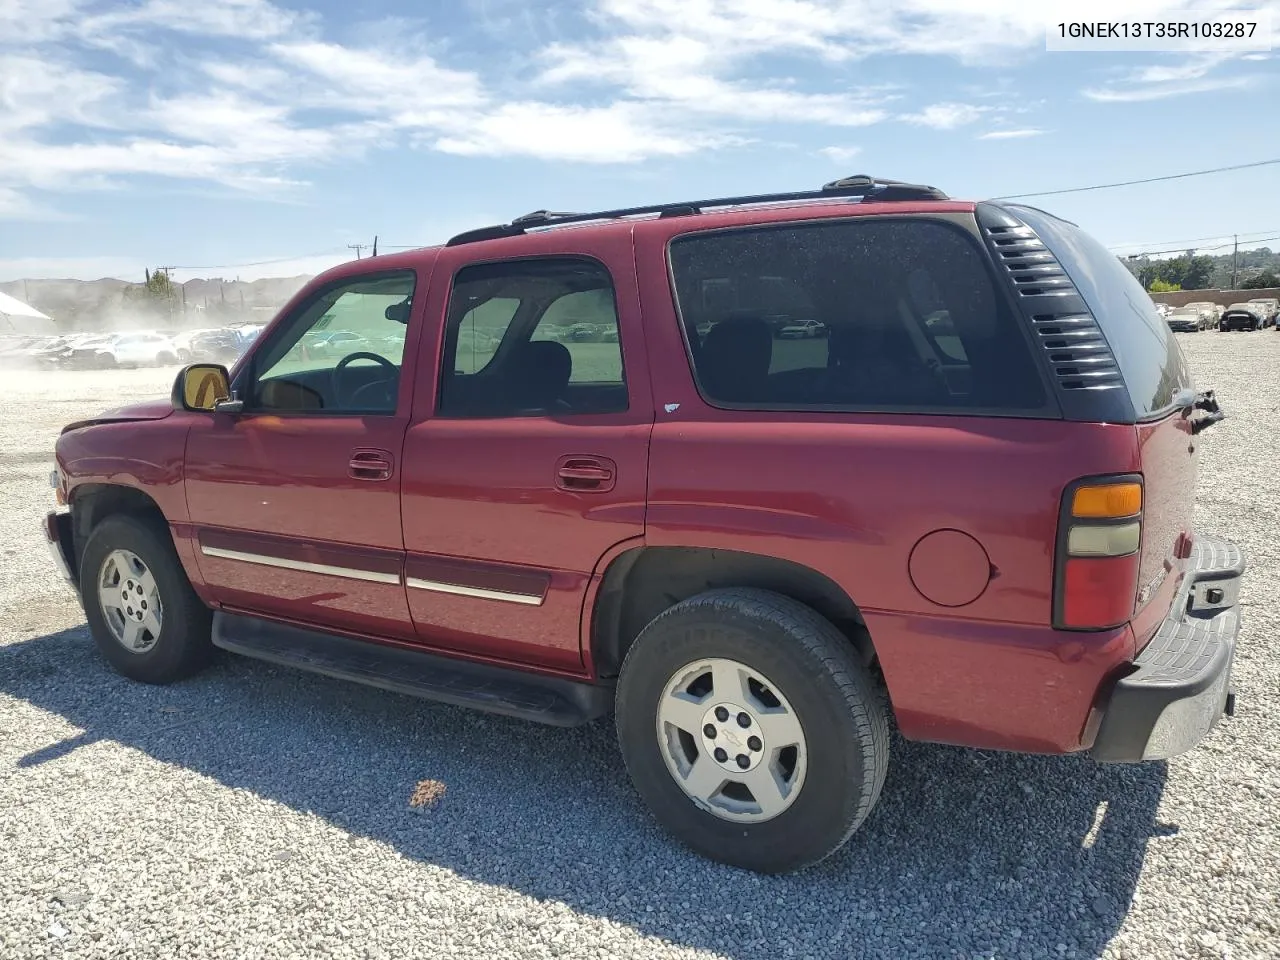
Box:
[245,271,416,414]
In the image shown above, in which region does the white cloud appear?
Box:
[1083,75,1251,102]
[268,41,487,113]
[434,102,731,163]
[1082,49,1259,101]
[0,0,1273,221]
[903,102,987,129]
[79,0,310,42]
[0,56,122,134]
[818,145,862,163]
[538,31,892,127]
[977,128,1044,140]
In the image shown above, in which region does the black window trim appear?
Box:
[664,212,1063,420]
[436,252,631,419]
[233,266,418,418]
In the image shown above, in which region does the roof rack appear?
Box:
[445,175,949,246]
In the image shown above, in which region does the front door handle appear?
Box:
[556,455,616,493]
[349,449,393,481]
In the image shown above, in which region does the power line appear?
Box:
[991,157,1280,200]
[1121,235,1280,258]
[1108,227,1280,252]
[167,249,348,271]
[154,158,1280,272]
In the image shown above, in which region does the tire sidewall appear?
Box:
[80,516,209,683]
[617,597,881,872]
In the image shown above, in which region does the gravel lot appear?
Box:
[2,335,1277,960]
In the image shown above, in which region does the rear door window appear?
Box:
[438,257,628,417]
[1007,205,1193,419]
[668,217,1048,413]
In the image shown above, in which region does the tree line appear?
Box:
[1121,246,1280,292]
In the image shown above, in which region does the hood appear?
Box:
[60,398,174,434]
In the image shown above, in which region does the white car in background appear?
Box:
[68,332,179,369]
[1182,301,1218,327]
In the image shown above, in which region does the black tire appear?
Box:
[79,515,214,684]
[616,588,889,874]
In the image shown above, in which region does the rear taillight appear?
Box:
[1054,477,1143,630]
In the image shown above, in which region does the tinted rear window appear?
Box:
[1009,205,1193,419]
[668,217,1048,413]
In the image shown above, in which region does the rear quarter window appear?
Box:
[1008,205,1193,419]
[668,216,1049,414]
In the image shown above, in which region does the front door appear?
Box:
[185,267,423,640]
[401,239,653,672]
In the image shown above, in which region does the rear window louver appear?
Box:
[985,224,1123,392]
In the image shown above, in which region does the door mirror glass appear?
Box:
[175,364,231,411]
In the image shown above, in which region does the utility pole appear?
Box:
[1231,235,1238,289]
[348,243,367,260]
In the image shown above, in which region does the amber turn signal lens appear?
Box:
[1071,482,1142,519]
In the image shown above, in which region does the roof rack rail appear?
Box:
[444,175,949,246]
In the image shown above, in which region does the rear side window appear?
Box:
[1009,205,1193,419]
[438,257,628,418]
[668,218,1047,413]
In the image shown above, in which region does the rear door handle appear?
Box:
[556,455,616,492]
[349,449,394,481]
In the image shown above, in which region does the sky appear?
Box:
[0,0,1277,283]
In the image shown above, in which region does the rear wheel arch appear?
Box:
[591,545,879,680]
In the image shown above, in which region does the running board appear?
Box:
[211,612,612,727]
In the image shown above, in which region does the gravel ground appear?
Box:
[1,336,1278,960]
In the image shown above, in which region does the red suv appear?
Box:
[45,176,1242,874]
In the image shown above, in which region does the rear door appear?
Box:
[399,232,652,673]
[185,266,426,640]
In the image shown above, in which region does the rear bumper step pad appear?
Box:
[1090,535,1245,762]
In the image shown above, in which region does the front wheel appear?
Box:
[616,588,889,874]
[79,515,214,684]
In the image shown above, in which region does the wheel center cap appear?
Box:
[700,701,765,772]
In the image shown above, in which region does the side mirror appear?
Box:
[173,364,238,413]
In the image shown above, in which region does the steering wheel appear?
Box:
[332,352,398,409]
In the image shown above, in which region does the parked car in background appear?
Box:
[1246,298,1278,327]
[1166,306,1208,332]
[173,329,210,362]
[187,329,243,364]
[778,319,828,339]
[47,175,1242,875]
[304,329,367,358]
[1152,302,1172,319]
[1183,302,1218,328]
[1220,303,1264,332]
[67,332,179,368]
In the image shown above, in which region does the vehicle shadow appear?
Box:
[2,627,1171,959]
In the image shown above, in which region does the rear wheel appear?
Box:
[80,515,214,684]
[616,588,889,874]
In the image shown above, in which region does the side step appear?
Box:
[212,612,612,727]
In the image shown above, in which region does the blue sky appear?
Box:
[0,0,1277,282]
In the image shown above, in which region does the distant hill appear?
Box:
[0,275,313,331]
